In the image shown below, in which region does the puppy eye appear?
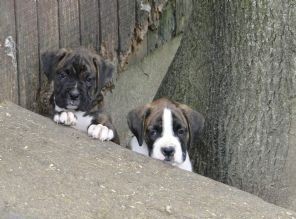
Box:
[58,71,67,79]
[177,128,186,136]
[86,76,93,83]
[149,129,157,137]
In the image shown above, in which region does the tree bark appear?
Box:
[156,0,296,210]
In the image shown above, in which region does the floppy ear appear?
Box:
[93,56,115,92]
[41,48,68,81]
[127,105,150,146]
[179,104,205,148]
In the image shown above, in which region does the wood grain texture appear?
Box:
[0,0,18,104]
[37,0,59,83]
[79,0,100,50]
[58,0,80,48]
[15,0,39,110]
[0,0,191,112]
[175,0,192,34]
[147,1,176,53]
[99,0,118,58]
[118,0,135,54]
[158,2,175,43]
[135,0,150,26]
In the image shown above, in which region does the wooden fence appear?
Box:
[0,0,191,111]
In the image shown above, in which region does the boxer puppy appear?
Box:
[127,98,204,171]
[41,47,119,144]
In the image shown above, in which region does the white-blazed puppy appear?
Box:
[127,98,204,171]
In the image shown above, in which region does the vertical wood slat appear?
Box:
[176,0,193,34]
[99,0,118,58]
[0,0,186,110]
[135,0,150,27]
[133,0,150,60]
[15,0,39,110]
[37,0,59,83]
[0,0,18,104]
[118,0,135,54]
[147,0,175,53]
[59,0,80,48]
[79,0,100,50]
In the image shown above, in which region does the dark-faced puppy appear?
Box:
[41,47,119,144]
[127,98,204,171]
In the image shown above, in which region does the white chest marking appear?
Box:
[54,104,114,141]
[73,111,93,132]
[55,105,93,132]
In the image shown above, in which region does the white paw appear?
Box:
[53,111,77,126]
[87,124,114,141]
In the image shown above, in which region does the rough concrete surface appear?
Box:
[105,36,182,147]
[0,102,296,219]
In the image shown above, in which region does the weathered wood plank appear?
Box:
[176,0,193,34]
[134,0,151,60]
[0,0,18,104]
[118,0,136,69]
[135,0,150,27]
[147,1,175,53]
[99,0,118,59]
[15,0,39,110]
[58,0,80,48]
[147,29,160,53]
[118,0,135,53]
[158,1,175,43]
[36,0,59,115]
[79,0,100,50]
[37,0,59,84]
[128,35,148,66]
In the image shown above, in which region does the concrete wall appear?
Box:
[0,101,295,218]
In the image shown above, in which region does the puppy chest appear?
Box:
[73,111,93,132]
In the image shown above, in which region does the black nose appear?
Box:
[161,147,175,157]
[69,90,80,100]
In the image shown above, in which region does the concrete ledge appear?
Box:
[0,102,295,218]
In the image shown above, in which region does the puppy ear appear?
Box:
[93,56,115,92]
[179,104,205,148]
[41,48,68,81]
[127,105,150,146]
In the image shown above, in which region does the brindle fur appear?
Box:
[41,47,120,144]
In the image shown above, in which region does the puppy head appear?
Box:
[127,98,204,165]
[41,48,114,111]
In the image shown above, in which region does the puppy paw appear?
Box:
[87,124,114,141]
[53,111,77,126]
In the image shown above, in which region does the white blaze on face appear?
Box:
[151,108,184,164]
[163,108,173,136]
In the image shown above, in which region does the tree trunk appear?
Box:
[156,0,296,210]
